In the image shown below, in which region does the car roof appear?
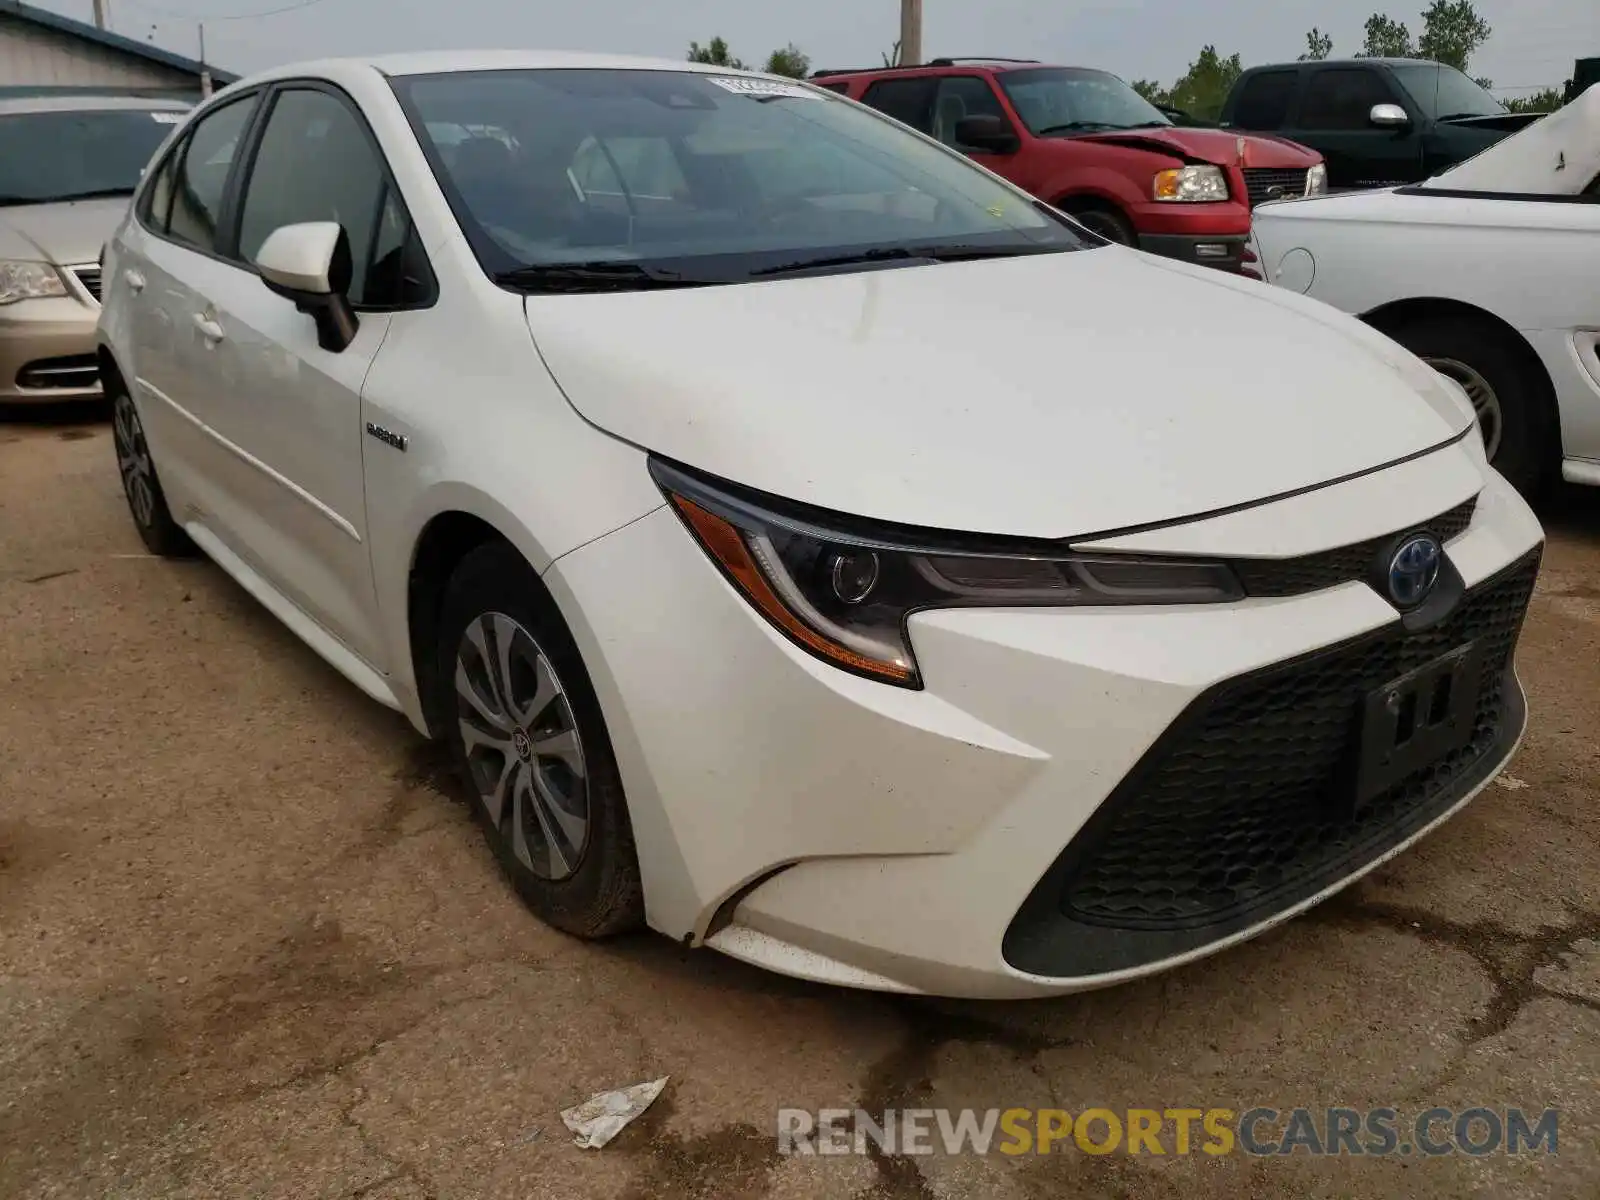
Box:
[237,49,765,85]
[0,93,192,116]
[1246,57,1445,72]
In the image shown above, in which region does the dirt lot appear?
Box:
[2,407,1598,1200]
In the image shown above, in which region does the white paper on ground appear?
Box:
[560,1076,670,1149]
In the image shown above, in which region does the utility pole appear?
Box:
[899,0,923,66]
[92,0,107,29]
[200,22,216,98]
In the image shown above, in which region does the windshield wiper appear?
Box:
[494,261,717,294]
[1034,121,1122,135]
[751,244,1056,279]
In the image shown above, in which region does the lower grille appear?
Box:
[1003,546,1541,977]
[16,353,99,390]
[71,265,101,304]
[1243,167,1310,207]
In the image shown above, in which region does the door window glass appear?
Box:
[237,88,388,303]
[931,77,1010,148]
[1232,71,1297,129]
[167,97,254,252]
[1299,69,1398,131]
[859,77,937,133]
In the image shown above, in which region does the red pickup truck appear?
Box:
[813,59,1326,274]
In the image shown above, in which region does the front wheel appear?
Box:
[435,542,644,938]
[1061,203,1136,246]
[1386,316,1559,499]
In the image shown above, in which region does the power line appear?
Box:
[117,0,335,21]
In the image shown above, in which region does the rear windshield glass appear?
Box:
[0,108,182,205]
[391,68,1091,280]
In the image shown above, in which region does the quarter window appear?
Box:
[1298,69,1399,131]
[236,88,389,304]
[166,97,254,252]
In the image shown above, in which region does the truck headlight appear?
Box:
[1152,165,1228,202]
[1305,163,1328,196]
[0,261,67,306]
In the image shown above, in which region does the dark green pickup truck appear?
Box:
[1219,58,1541,190]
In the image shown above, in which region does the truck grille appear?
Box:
[1243,167,1310,207]
[1003,546,1540,977]
[71,265,102,304]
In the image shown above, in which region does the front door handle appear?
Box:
[124,269,145,293]
[193,313,225,344]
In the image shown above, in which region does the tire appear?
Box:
[1386,316,1559,499]
[110,383,196,558]
[1062,202,1136,246]
[434,541,644,938]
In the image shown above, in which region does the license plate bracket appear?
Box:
[1351,642,1483,807]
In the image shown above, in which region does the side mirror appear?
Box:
[954,114,1021,154]
[1369,103,1411,129]
[254,221,360,353]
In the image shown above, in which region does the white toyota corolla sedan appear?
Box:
[99,52,1544,999]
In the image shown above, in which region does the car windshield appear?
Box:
[1391,64,1506,119]
[392,68,1093,286]
[997,67,1174,134]
[0,107,182,205]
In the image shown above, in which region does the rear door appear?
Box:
[858,75,938,136]
[1227,68,1299,135]
[117,91,260,513]
[1286,66,1420,188]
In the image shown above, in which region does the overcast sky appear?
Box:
[44,0,1598,97]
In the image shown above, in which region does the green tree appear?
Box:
[764,43,811,79]
[1165,46,1243,123]
[1417,0,1491,73]
[1300,28,1333,60]
[1130,79,1170,105]
[1504,87,1563,113]
[687,37,747,70]
[1359,13,1415,58]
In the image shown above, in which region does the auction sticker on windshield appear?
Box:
[707,77,820,100]
[150,113,183,123]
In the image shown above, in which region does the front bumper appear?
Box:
[0,289,102,403]
[547,454,1544,998]
[1138,232,1248,271]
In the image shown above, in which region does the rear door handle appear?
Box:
[193,313,225,344]
[124,269,145,293]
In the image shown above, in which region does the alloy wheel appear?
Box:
[1425,357,1504,462]
[454,612,590,881]
[112,393,156,529]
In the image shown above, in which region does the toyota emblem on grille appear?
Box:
[1387,534,1443,608]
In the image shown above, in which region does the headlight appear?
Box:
[1152,165,1228,202]
[0,261,67,305]
[1304,163,1328,196]
[651,460,1244,688]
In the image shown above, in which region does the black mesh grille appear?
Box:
[1231,495,1476,598]
[1051,547,1539,934]
[72,266,101,303]
[1243,167,1311,206]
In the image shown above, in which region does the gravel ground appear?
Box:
[3,407,1598,1199]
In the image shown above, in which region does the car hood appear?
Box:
[1073,125,1321,168]
[525,246,1471,539]
[0,196,129,265]
[1422,83,1596,195]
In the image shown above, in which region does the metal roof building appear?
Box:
[0,0,236,100]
